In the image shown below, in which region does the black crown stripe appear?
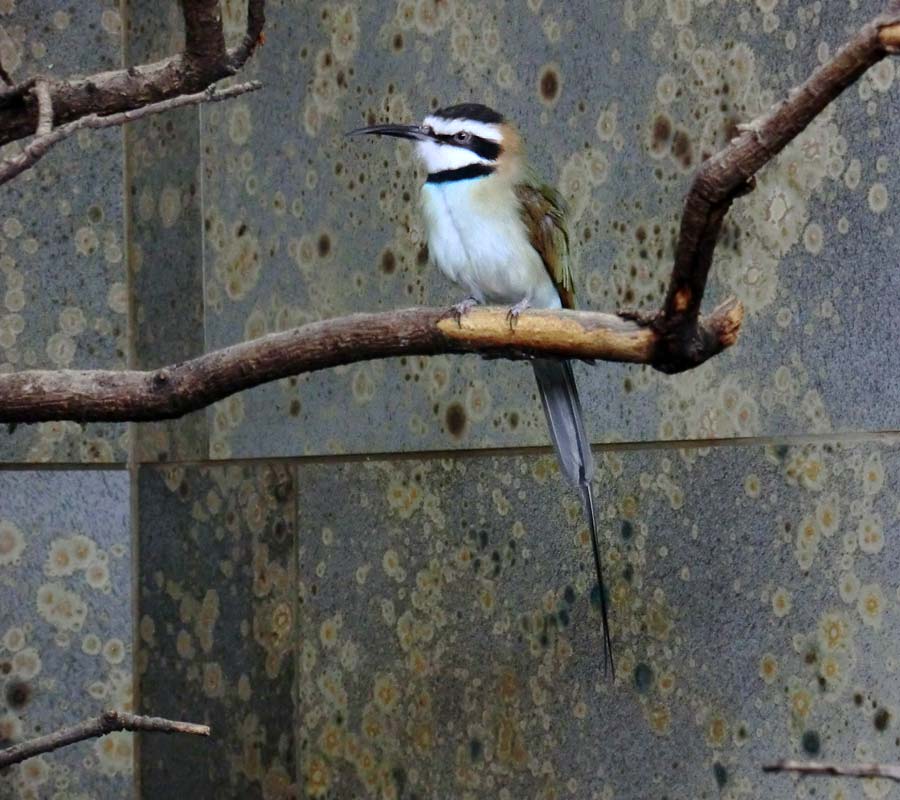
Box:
[433,103,505,124]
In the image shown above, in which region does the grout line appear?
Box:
[131,428,900,470]
[0,462,129,472]
[128,463,142,796]
[116,1,142,795]
[2,430,898,472]
[197,87,211,461]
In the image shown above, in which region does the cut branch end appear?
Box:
[880,22,900,51]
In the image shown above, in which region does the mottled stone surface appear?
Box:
[0,470,132,799]
[126,0,209,463]
[2,3,900,800]
[137,463,297,797]
[198,0,899,460]
[0,2,130,463]
[296,438,900,799]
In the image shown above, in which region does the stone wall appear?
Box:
[1,1,898,798]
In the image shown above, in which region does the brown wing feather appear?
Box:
[515,182,575,309]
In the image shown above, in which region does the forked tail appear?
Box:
[531,358,614,676]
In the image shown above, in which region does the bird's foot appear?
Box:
[505,298,531,331]
[449,297,478,327]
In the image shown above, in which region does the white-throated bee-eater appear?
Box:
[350,102,613,674]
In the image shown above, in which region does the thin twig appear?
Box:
[0,81,260,187]
[33,81,52,136]
[0,710,209,769]
[763,760,900,783]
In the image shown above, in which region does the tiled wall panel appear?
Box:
[137,463,296,797]
[294,439,900,798]
[0,2,130,463]
[0,470,132,798]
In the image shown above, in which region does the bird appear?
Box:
[349,102,613,675]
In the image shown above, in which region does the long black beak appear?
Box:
[345,123,433,142]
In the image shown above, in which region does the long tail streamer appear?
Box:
[531,358,614,676]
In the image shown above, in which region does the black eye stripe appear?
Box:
[435,133,501,161]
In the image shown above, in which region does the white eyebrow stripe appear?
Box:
[423,116,503,142]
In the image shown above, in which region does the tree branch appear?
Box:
[0,81,260,187]
[764,760,900,783]
[0,302,742,424]
[0,710,209,769]
[0,0,265,147]
[646,0,900,373]
[229,0,268,69]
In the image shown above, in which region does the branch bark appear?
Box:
[0,302,742,423]
[0,710,209,769]
[0,81,260,187]
[764,760,900,783]
[0,0,265,148]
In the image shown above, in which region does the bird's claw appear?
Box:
[449,297,478,327]
[506,298,531,331]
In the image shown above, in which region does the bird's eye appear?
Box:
[421,125,433,136]
[454,131,471,143]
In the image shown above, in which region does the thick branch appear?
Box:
[0,81,260,187]
[0,302,742,424]
[183,0,228,70]
[764,760,900,783]
[0,710,209,769]
[0,0,265,147]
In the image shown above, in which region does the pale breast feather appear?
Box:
[421,178,562,307]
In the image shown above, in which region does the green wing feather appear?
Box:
[514,177,576,309]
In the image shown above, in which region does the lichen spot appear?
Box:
[445,402,467,438]
[538,63,562,106]
[228,104,253,146]
[317,232,332,259]
[671,128,693,169]
[801,730,820,755]
[868,182,889,214]
[666,0,692,26]
[380,248,397,274]
[5,680,30,709]
[650,113,673,156]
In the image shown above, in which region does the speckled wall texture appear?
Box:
[0,1,899,800]
[0,2,130,464]
[137,438,900,799]
[0,470,133,799]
